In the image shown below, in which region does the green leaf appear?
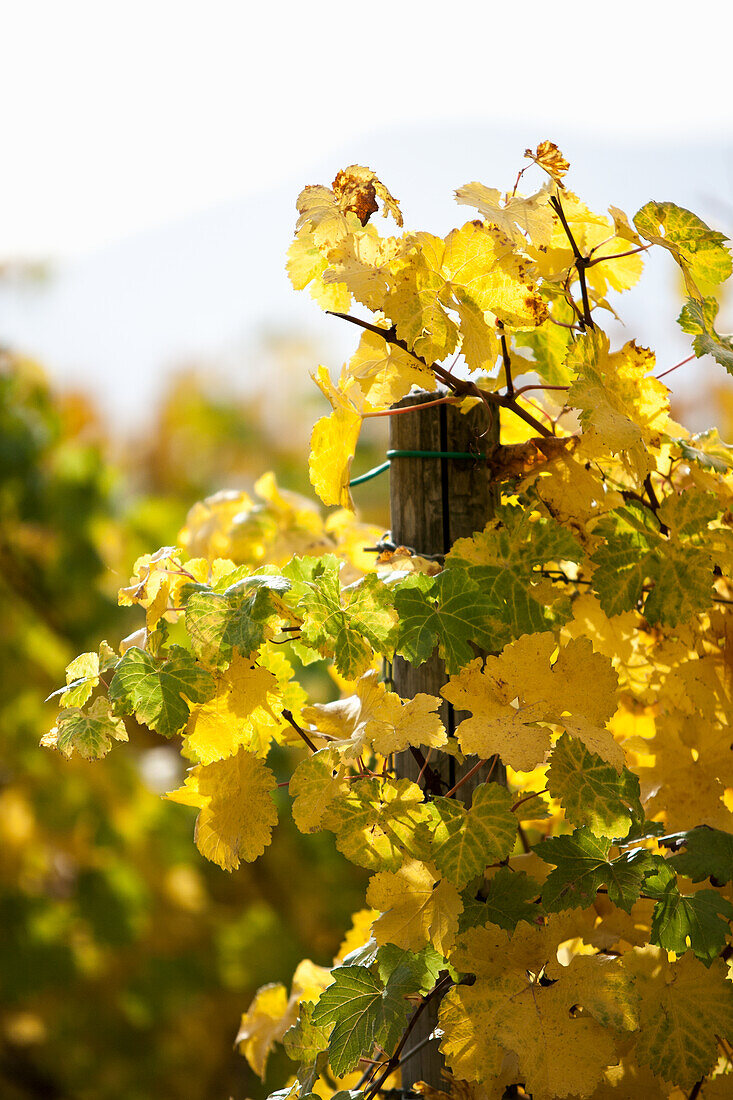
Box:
[283,1002,332,1065]
[459,867,541,932]
[311,965,416,1076]
[185,573,290,669]
[537,828,660,913]
[678,295,733,374]
[633,953,733,1089]
[673,429,733,474]
[547,733,643,839]
[321,778,434,870]
[430,785,518,889]
[44,697,128,760]
[294,557,397,679]
[394,570,499,674]
[591,496,717,625]
[445,504,582,644]
[662,826,733,885]
[634,201,732,295]
[651,883,733,966]
[376,944,446,995]
[109,645,215,737]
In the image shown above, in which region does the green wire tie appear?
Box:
[349,449,487,486]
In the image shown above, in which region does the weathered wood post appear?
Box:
[390,390,501,1088]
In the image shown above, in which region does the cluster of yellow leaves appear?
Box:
[290,150,649,511]
[300,669,446,763]
[443,632,622,772]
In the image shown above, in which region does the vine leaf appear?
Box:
[166,746,278,871]
[282,1001,331,1066]
[184,573,290,670]
[289,747,347,834]
[537,828,659,912]
[650,882,733,965]
[310,964,417,1077]
[547,732,643,839]
[454,182,554,249]
[430,785,518,889]
[322,777,435,870]
[678,295,733,374]
[42,697,128,760]
[301,669,444,764]
[367,858,463,956]
[109,645,215,738]
[662,825,733,884]
[291,557,397,679]
[633,201,732,296]
[442,633,621,772]
[394,570,498,674]
[183,651,280,764]
[629,948,733,1088]
[459,866,542,933]
[591,492,719,626]
[236,958,331,1079]
[445,504,583,642]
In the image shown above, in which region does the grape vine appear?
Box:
[45,142,733,1099]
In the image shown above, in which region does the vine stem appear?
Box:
[444,754,498,798]
[327,310,554,439]
[550,193,595,330]
[362,974,454,1100]
[281,709,318,754]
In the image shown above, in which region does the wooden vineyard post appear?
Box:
[389,391,501,1089]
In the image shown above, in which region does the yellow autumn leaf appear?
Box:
[334,907,380,964]
[302,670,387,763]
[166,746,277,871]
[302,670,445,761]
[289,747,348,834]
[525,140,570,186]
[236,958,331,1078]
[367,858,463,955]
[454,182,554,249]
[235,982,289,1078]
[443,633,622,771]
[440,974,617,1097]
[183,651,280,764]
[323,228,402,313]
[451,294,501,373]
[568,332,671,481]
[383,232,458,363]
[627,947,733,1089]
[442,221,547,330]
[309,365,366,510]
[286,227,351,312]
[367,690,446,756]
[344,329,434,408]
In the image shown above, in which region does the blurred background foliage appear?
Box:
[0,339,389,1100]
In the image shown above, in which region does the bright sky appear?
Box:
[3,0,731,258]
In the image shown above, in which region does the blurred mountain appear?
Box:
[1,122,731,425]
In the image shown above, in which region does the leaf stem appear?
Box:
[585,244,650,269]
[362,396,458,418]
[656,353,696,380]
